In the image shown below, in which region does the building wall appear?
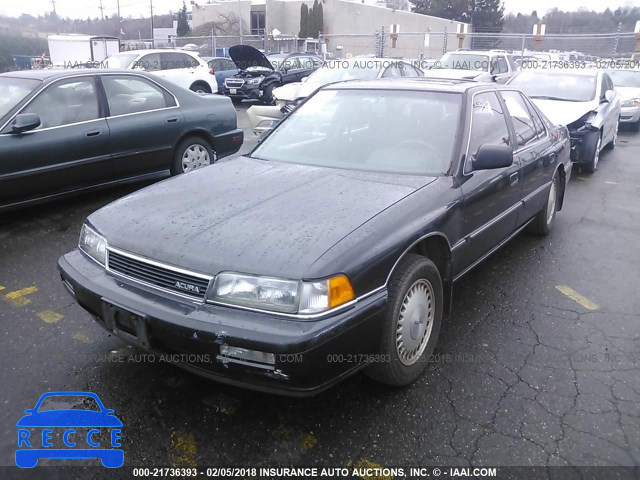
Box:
[192,0,470,58]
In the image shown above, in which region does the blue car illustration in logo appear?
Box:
[16,391,123,468]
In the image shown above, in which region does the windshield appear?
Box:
[509,71,597,102]
[606,70,640,88]
[105,53,138,69]
[37,395,100,412]
[252,89,461,176]
[307,60,383,84]
[0,77,41,120]
[437,53,490,72]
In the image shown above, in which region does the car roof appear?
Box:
[0,68,142,82]
[514,68,601,77]
[112,49,200,55]
[323,77,511,94]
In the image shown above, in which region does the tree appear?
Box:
[413,0,470,22]
[176,1,191,37]
[470,0,504,33]
[316,3,324,37]
[310,0,320,38]
[299,4,309,38]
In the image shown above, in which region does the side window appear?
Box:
[283,57,301,71]
[311,57,323,67]
[135,53,161,71]
[224,59,237,71]
[22,77,100,129]
[496,57,508,74]
[401,63,420,77]
[160,52,187,70]
[521,94,545,138]
[297,57,314,70]
[501,90,537,148]
[382,64,402,78]
[466,92,510,168]
[181,53,200,69]
[102,76,170,116]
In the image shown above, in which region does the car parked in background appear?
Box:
[0,69,242,212]
[426,49,518,83]
[221,45,322,104]
[247,58,424,134]
[58,79,571,395]
[508,69,620,173]
[606,69,640,132]
[203,57,239,94]
[104,49,217,94]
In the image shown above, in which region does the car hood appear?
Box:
[529,98,598,126]
[425,68,483,80]
[228,45,274,71]
[16,410,123,427]
[616,86,640,101]
[89,158,435,279]
[273,81,321,101]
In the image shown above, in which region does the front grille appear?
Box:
[107,249,211,300]
[225,78,245,88]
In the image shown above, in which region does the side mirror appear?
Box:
[12,113,41,134]
[472,144,513,171]
[604,90,614,103]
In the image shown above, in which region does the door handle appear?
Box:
[509,172,519,186]
[85,130,101,137]
[166,118,178,123]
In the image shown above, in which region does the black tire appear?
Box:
[190,82,212,94]
[262,83,278,105]
[171,136,215,176]
[527,171,560,236]
[582,131,601,174]
[365,254,443,387]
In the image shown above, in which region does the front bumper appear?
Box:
[221,84,263,100]
[620,106,640,124]
[58,250,387,396]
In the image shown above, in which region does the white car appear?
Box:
[426,50,518,84]
[105,49,217,94]
[606,69,640,132]
[247,58,423,134]
[508,69,621,173]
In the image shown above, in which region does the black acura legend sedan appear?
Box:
[0,69,243,212]
[59,79,571,396]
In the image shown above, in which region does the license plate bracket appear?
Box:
[229,88,237,94]
[101,299,150,349]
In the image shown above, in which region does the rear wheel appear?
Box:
[582,131,601,174]
[190,82,212,94]
[365,254,442,387]
[528,171,559,236]
[172,136,215,175]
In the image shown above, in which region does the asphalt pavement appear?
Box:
[1,107,638,477]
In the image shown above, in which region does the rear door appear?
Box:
[0,75,111,206]
[500,90,557,224]
[100,74,183,177]
[281,57,303,83]
[455,91,522,274]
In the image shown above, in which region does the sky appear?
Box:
[0,0,637,19]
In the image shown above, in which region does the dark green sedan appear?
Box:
[0,69,243,212]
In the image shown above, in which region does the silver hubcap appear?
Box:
[547,177,557,225]
[396,279,435,366]
[182,144,211,172]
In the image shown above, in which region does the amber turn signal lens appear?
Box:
[328,275,355,308]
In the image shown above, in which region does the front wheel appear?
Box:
[171,136,215,175]
[528,171,559,236]
[262,83,278,105]
[190,82,212,94]
[365,254,443,387]
[582,131,601,174]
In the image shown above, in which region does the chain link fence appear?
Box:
[120,30,639,62]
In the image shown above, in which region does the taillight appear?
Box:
[209,67,215,75]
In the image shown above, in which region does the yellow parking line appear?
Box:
[302,433,318,449]
[72,332,93,343]
[170,432,197,468]
[555,286,599,310]
[349,459,393,480]
[37,311,64,324]
[4,286,38,307]
[0,285,5,291]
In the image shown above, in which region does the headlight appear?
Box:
[621,98,640,107]
[247,76,264,85]
[79,223,107,266]
[208,273,355,316]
